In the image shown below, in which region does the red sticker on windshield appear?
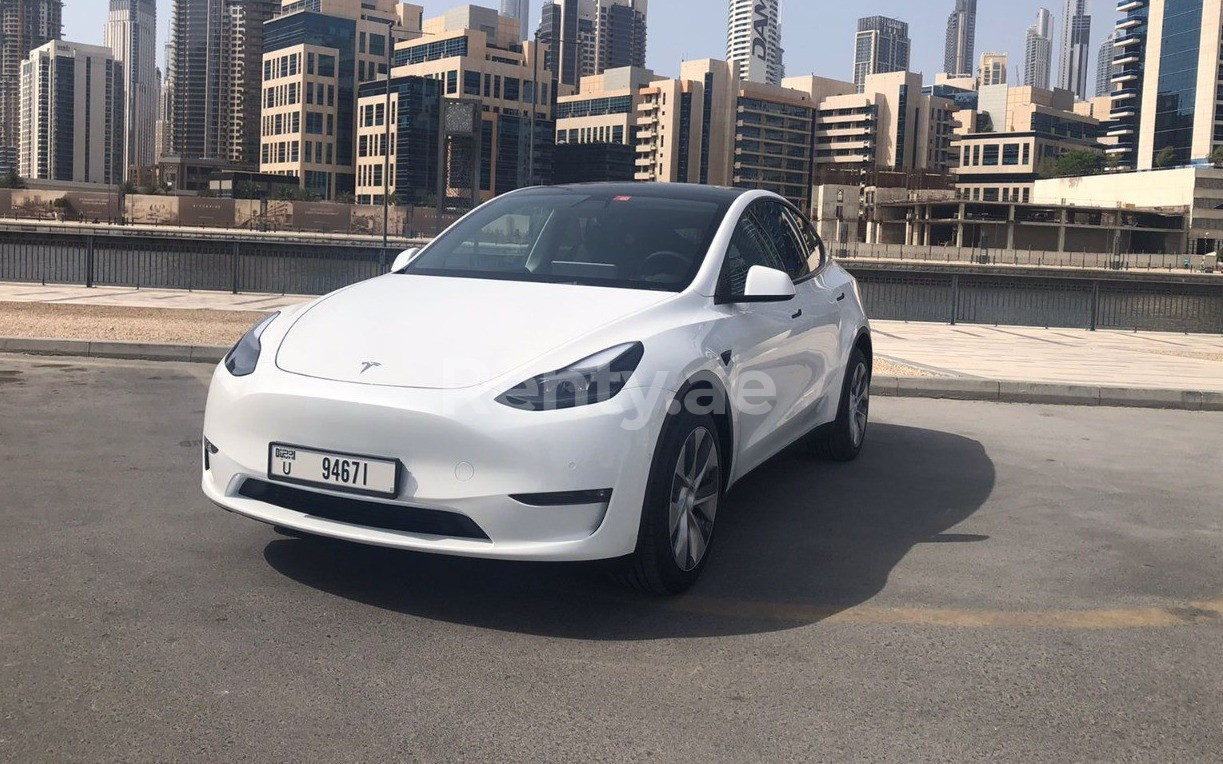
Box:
[613,195,633,202]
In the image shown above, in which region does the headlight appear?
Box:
[496,342,645,411]
[224,312,279,377]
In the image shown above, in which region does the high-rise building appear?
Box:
[0,0,63,172]
[979,52,1007,87]
[1024,8,1053,90]
[156,41,173,162]
[1095,32,1116,98]
[727,0,783,86]
[1107,0,1223,171]
[360,5,555,203]
[18,40,124,184]
[538,0,647,88]
[260,0,423,199]
[943,0,976,78]
[1058,0,1091,100]
[105,0,158,177]
[166,0,278,167]
[853,16,910,92]
[501,0,529,41]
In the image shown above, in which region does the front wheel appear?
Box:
[617,410,722,595]
[810,347,870,462]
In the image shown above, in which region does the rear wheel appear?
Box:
[810,347,870,462]
[617,410,722,595]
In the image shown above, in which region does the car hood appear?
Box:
[274,275,671,389]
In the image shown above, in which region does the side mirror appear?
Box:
[718,265,796,304]
[390,247,420,273]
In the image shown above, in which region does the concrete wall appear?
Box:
[1032,167,1197,208]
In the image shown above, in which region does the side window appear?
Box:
[748,201,809,280]
[793,212,828,274]
[717,211,788,298]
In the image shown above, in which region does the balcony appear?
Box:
[1116,17,1144,30]
[1113,88,1139,101]
[1116,0,1145,10]
[1113,52,1140,66]
[1114,33,1144,48]
[1106,124,1135,137]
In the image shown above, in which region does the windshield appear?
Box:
[405,189,729,292]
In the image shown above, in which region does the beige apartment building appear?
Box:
[634,59,738,188]
[634,59,816,208]
[954,83,1101,203]
[259,0,424,200]
[807,71,958,176]
[555,66,655,147]
[356,4,556,203]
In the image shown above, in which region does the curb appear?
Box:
[0,336,228,364]
[2,337,1220,413]
[872,376,1223,412]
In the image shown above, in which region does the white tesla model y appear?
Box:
[203,184,872,594]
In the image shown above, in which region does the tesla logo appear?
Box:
[360,362,382,375]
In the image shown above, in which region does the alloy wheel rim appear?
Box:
[849,362,870,448]
[669,427,720,572]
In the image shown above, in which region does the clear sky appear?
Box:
[65,0,1117,91]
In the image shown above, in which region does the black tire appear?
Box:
[616,408,723,595]
[810,347,871,462]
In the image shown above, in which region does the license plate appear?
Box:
[268,443,400,498]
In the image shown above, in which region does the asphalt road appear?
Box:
[1,355,1221,763]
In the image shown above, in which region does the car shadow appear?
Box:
[262,423,995,640]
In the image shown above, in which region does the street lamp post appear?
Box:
[382,20,394,267]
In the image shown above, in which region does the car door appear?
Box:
[784,206,846,427]
[709,201,823,480]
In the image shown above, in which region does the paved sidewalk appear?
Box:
[3,281,1222,394]
[876,322,1223,393]
[0,282,305,312]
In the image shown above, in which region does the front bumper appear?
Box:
[201,364,671,561]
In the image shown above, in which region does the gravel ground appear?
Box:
[0,301,939,377]
[0,302,260,346]
[876,358,938,377]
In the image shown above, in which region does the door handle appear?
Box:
[836,293,846,302]
[791,309,803,319]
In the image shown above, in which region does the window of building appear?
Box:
[307,53,314,75]
[1002,144,1020,165]
[463,71,480,96]
[504,77,519,101]
[447,70,457,95]
[1022,143,1031,165]
[318,54,336,78]
[983,145,1000,166]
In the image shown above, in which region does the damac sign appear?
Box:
[751,3,770,64]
